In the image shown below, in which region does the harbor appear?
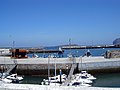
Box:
[1,56,120,75]
[1,47,120,89]
[1,0,120,89]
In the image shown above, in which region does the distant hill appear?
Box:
[113,38,120,45]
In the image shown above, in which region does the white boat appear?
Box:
[69,80,91,87]
[68,71,93,87]
[6,73,23,81]
[2,78,12,83]
[43,74,67,85]
[2,73,24,83]
[81,71,96,80]
[49,82,61,86]
[76,71,96,80]
[74,76,93,84]
[55,74,67,81]
[80,83,91,87]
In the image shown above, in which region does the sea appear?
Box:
[24,47,120,87]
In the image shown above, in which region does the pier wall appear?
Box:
[79,61,120,73]
[1,56,120,75]
[0,63,72,76]
[0,84,120,90]
[1,62,120,75]
[16,64,71,76]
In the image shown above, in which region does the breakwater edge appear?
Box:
[1,56,120,75]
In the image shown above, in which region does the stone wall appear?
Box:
[0,64,72,76]
[104,50,120,58]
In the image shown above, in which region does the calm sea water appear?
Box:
[21,76,46,84]
[25,47,120,87]
[93,72,120,87]
[28,47,120,58]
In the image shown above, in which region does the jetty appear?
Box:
[61,45,120,49]
[1,56,120,75]
[28,49,64,54]
[0,56,120,89]
[0,83,120,90]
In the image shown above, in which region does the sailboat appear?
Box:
[41,55,67,85]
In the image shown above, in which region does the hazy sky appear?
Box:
[0,0,120,47]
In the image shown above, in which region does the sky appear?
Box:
[0,0,120,47]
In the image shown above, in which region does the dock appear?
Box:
[1,56,120,75]
[27,48,64,54]
[61,45,120,49]
[0,83,120,90]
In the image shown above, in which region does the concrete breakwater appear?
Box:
[61,45,120,49]
[0,56,120,75]
[1,83,120,90]
[16,64,72,76]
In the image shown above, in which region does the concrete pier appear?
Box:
[0,83,120,90]
[61,45,120,49]
[0,56,120,75]
[1,56,120,89]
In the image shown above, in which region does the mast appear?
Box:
[13,41,15,58]
[48,55,50,85]
[54,56,57,85]
[12,41,17,64]
[80,56,82,71]
[69,38,72,56]
[54,56,56,78]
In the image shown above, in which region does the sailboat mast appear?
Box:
[54,57,56,78]
[48,56,50,85]
[69,38,71,55]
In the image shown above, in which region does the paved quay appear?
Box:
[1,56,120,64]
[0,83,120,90]
[0,56,120,70]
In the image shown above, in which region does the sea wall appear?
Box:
[1,56,120,75]
[16,64,72,76]
[104,50,120,58]
[0,83,120,90]
[80,61,120,73]
[0,64,72,76]
[1,61,120,76]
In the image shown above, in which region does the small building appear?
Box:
[10,49,28,58]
